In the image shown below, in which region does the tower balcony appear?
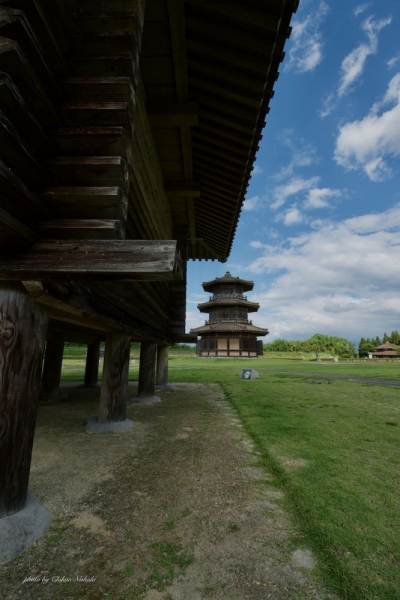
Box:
[210,293,247,300]
[205,318,252,325]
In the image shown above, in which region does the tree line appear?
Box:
[263,334,356,358]
[358,331,400,357]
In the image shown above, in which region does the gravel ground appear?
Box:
[0,382,337,600]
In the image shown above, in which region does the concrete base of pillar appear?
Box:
[39,391,69,401]
[129,396,161,404]
[85,416,133,433]
[155,384,175,391]
[0,492,51,565]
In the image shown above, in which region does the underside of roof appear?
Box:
[141,0,299,262]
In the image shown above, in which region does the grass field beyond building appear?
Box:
[61,354,400,600]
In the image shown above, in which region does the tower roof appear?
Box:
[202,271,254,292]
[190,322,268,335]
[197,298,260,313]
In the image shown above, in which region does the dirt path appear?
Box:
[0,382,336,600]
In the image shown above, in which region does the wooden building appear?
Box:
[191,272,268,357]
[0,0,298,545]
[371,342,399,358]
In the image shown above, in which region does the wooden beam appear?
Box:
[187,197,196,245]
[0,240,181,281]
[186,39,267,74]
[23,280,173,343]
[167,0,188,101]
[184,0,281,32]
[185,15,275,54]
[165,182,200,197]
[148,102,199,127]
[0,207,41,248]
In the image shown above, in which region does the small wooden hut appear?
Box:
[371,342,399,358]
[191,272,268,357]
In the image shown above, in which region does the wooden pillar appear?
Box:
[40,336,65,399]
[84,340,101,387]
[0,283,48,517]
[156,344,169,386]
[137,341,157,398]
[98,333,130,423]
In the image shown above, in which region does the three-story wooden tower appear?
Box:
[191,272,268,357]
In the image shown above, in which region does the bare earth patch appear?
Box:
[0,382,336,600]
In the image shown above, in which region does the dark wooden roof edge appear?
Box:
[202,271,254,291]
[197,298,260,312]
[224,0,299,259]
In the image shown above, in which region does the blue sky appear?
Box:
[186,0,400,344]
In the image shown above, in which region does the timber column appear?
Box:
[84,340,101,388]
[0,284,49,515]
[40,336,66,400]
[156,344,173,390]
[132,341,160,403]
[86,333,132,433]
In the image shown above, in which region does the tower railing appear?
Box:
[209,294,247,300]
[205,318,252,325]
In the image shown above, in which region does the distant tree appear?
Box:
[383,332,390,343]
[264,334,355,357]
[263,338,291,352]
[359,337,376,357]
[390,330,400,345]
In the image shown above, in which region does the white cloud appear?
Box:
[354,3,370,17]
[304,187,341,209]
[334,72,400,180]
[338,16,391,98]
[243,195,259,211]
[248,204,400,341]
[271,176,319,209]
[387,54,400,70]
[283,206,303,226]
[185,310,205,332]
[321,15,391,117]
[285,2,329,73]
[274,132,318,181]
[252,165,263,175]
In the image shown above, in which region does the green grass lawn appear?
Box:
[61,357,400,599]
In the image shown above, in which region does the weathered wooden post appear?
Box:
[156,344,169,386]
[0,283,51,563]
[40,335,66,400]
[84,340,101,387]
[156,344,173,390]
[86,333,133,432]
[131,341,160,402]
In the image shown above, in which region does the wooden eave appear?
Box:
[141,0,299,262]
[197,298,260,313]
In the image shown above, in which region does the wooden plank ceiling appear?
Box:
[141,0,298,262]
